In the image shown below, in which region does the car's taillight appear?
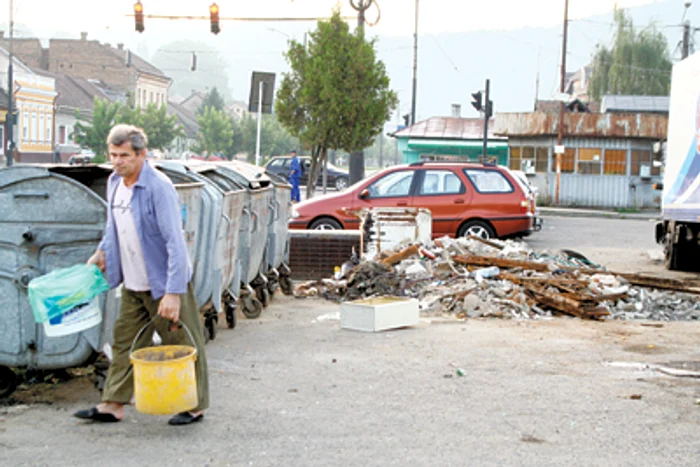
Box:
[520,199,529,214]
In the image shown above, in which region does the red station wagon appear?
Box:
[289,162,539,239]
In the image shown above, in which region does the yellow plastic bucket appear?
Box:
[129,320,198,415]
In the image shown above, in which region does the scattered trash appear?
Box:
[629,394,643,400]
[294,236,700,322]
[456,368,466,377]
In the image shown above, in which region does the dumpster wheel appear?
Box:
[205,313,218,341]
[225,301,237,329]
[257,286,271,308]
[242,296,263,319]
[267,280,279,296]
[0,366,17,399]
[279,276,293,295]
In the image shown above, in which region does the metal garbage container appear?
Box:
[263,171,293,295]
[186,163,247,330]
[0,165,119,398]
[213,161,273,319]
[153,161,234,340]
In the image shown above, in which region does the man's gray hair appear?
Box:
[107,124,148,151]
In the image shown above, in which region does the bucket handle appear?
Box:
[129,316,196,357]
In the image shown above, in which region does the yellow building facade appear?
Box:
[14,73,57,158]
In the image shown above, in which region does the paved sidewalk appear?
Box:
[539,206,661,221]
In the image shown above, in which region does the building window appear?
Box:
[577,148,602,175]
[560,148,576,173]
[630,150,659,176]
[39,114,45,143]
[534,147,548,172]
[603,149,627,175]
[23,113,29,141]
[509,147,521,171]
[31,113,38,143]
[47,115,53,144]
[150,91,154,103]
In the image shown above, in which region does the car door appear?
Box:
[356,169,417,212]
[411,169,470,237]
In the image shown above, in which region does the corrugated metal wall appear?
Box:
[545,174,661,208]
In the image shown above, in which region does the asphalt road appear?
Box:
[2,217,700,467]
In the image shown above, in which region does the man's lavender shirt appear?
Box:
[99,160,192,299]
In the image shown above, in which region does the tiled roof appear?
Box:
[108,47,167,79]
[393,117,504,140]
[168,100,199,138]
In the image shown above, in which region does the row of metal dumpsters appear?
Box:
[0,160,292,397]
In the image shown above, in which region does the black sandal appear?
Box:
[168,411,204,426]
[73,407,122,423]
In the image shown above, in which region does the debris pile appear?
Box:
[294,236,700,321]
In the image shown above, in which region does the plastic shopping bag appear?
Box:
[28,264,110,324]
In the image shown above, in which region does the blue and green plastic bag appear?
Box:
[28,264,110,324]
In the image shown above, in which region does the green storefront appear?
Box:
[393,117,508,165]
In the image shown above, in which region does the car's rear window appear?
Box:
[463,169,514,194]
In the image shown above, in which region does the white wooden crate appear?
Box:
[340,297,419,332]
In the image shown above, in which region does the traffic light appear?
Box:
[210,3,220,34]
[134,1,144,33]
[485,100,493,118]
[191,52,197,71]
[402,113,410,126]
[471,91,482,112]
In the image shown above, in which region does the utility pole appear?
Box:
[411,0,419,126]
[6,0,15,166]
[555,0,569,205]
[348,0,373,184]
[482,79,490,162]
[682,21,691,59]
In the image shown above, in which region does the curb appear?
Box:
[538,207,660,222]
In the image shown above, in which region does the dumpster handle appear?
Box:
[272,199,281,221]
[14,192,49,199]
[251,212,259,233]
[242,208,251,229]
[220,214,231,239]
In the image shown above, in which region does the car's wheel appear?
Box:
[458,220,496,239]
[309,218,342,230]
[334,177,349,191]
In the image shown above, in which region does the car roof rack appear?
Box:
[408,161,497,168]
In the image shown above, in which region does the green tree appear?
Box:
[74,99,183,162]
[72,98,120,163]
[276,10,398,198]
[198,87,226,115]
[588,9,672,102]
[230,114,299,163]
[196,106,234,157]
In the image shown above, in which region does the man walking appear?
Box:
[74,124,209,426]
[289,149,302,202]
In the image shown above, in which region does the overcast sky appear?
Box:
[8,0,664,39]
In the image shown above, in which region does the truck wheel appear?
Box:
[0,366,17,399]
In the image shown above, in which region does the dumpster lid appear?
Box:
[215,161,271,189]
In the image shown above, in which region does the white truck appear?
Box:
[655,52,700,270]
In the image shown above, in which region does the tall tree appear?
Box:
[588,9,672,102]
[198,87,226,115]
[276,10,398,198]
[73,99,183,161]
[229,114,299,163]
[196,106,234,157]
[72,98,121,163]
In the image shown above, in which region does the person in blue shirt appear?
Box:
[289,150,302,202]
[73,124,209,426]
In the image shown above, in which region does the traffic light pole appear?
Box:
[348,0,373,185]
[482,79,489,163]
[6,0,14,167]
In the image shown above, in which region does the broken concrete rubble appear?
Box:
[294,236,700,322]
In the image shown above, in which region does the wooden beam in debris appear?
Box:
[467,235,505,250]
[381,245,420,266]
[453,255,551,272]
